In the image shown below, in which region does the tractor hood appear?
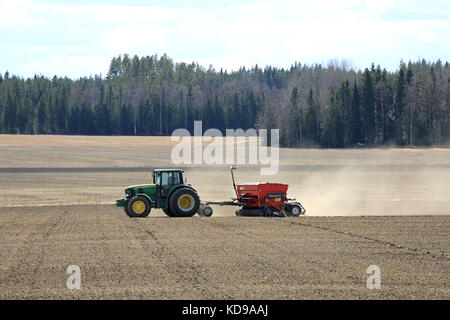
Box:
[126,184,156,190]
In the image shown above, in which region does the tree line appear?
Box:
[0,54,448,147]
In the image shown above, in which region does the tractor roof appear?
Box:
[153,169,184,173]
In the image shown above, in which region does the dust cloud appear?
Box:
[280,148,450,216]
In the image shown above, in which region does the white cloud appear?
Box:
[100,24,169,52]
[0,0,44,25]
[362,0,394,16]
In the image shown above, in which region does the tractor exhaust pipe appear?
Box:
[231,165,238,198]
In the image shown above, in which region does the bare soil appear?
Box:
[0,205,448,299]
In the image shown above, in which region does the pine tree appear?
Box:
[186,84,194,134]
[361,68,375,143]
[351,80,363,144]
[338,79,352,145]
[213,94,225,134]
[288,86,302,146]
[322,92,344,147]
[395,66,407,145]
[304,87,320,145]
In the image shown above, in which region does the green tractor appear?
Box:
[116,169,210,218]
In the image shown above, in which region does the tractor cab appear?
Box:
[153,169,184,198]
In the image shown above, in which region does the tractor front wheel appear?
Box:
[169,188,200,217]
[124,205,132,217]
[127,196,151,218]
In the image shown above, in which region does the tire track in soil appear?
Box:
[125,219,232,299]
[0,226,37,288]
[0,211,66,298]
[0,212,21,233]
[111,218,181,298]
[29,211,66,293]
[200,217,449,297]
[199,218,342,287]
[277,219,450,262]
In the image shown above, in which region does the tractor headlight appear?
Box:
[125,189,135,199]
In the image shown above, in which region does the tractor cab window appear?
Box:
[169,172,181,185]
[156,172,182,186]
[160,172,169,186]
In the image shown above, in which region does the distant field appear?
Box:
[0,134,184,147]
[0,134,260,147]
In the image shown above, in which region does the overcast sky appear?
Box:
[1,0,449,78]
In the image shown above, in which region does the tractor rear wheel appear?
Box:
[127,196,151,218]
[169,188,200,217]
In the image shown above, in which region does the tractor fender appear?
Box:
[136,193,155,207]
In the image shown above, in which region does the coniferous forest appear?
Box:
[0,54,449,147]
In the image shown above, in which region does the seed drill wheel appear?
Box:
[198,204,213,217]
[127,195,151,218]
[286,203,303,217]
[169,188,200,217]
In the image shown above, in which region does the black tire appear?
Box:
[198,205,213,217]
[127,195,151,218]
[124,205,132,217]
[236,208,264,216]
[169,188,200,217]
[162,207,175,217]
